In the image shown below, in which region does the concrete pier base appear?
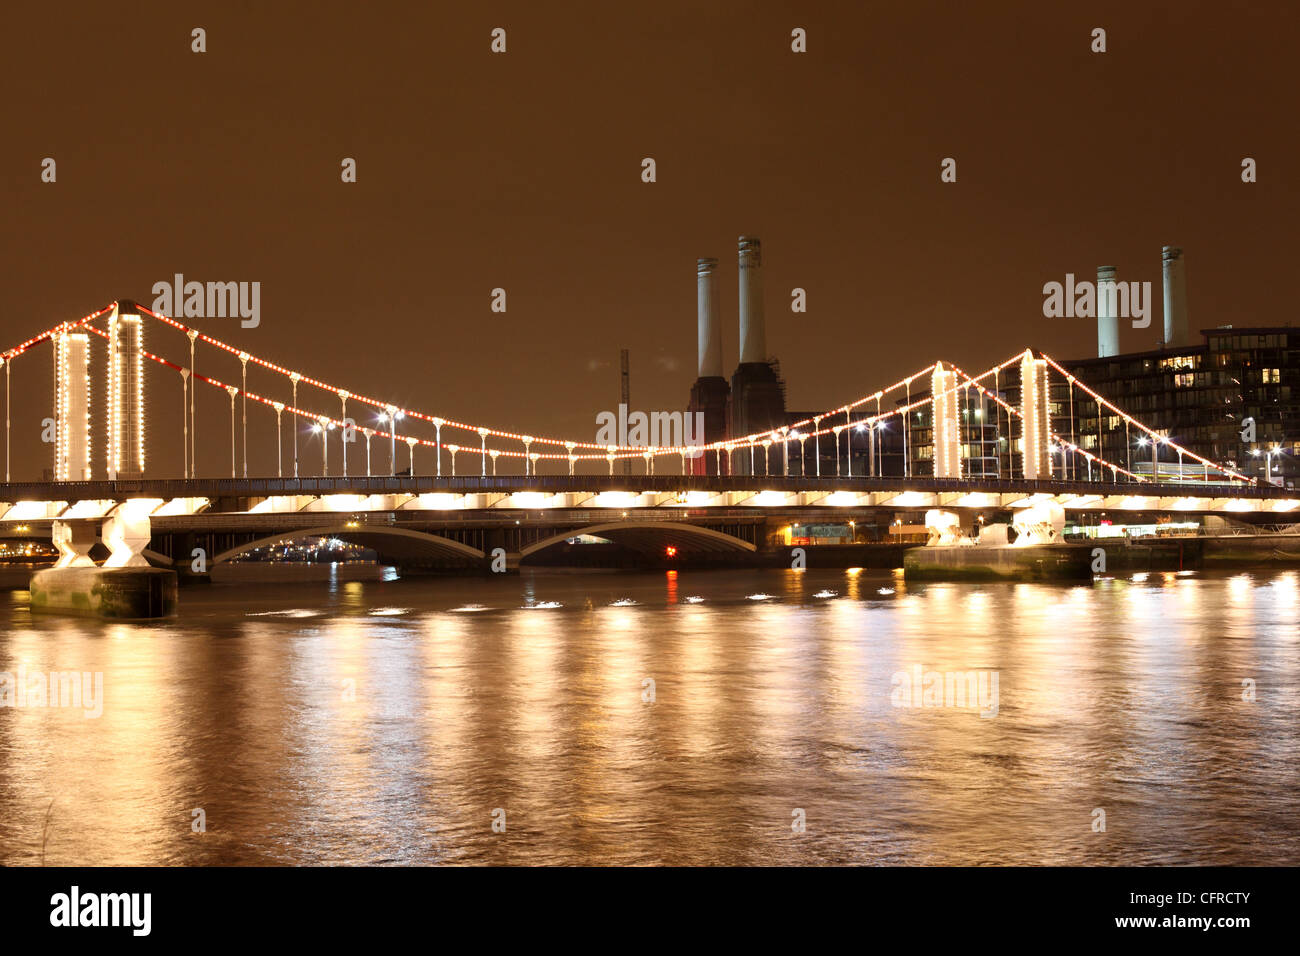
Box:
[30,566,178,618]
[904,543,1094,582]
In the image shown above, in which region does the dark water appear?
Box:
[1,565,1297,866]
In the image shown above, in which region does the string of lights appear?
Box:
[2,306,1260,479]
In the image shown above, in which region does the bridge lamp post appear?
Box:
[844,408,853,477]
[383,405,398,476]
[521,436,533,476]
[606,451,615,476]
[761,438,772,477]
[225,386,239,478]
[433,418,444,477]
[406,437,417,475]
[187,329,198,477]
[289,372,301,478]
[362,427,374,476]
[565,441,576,477]
[1124,418,1133,478]
[314,416,333,475]
[870,420,884,478]
[748,442,755,476]
[813,417,822,478]
[272,402,285,477]
[338,390,350,477]
[779,426,790,475]
[1252,444,1282,486]
[2,355,7,483]
[180,367,191,479]
[446,444,458,476]
[489,448,500,476]
[833,425,845,477]
[530,451,540,477]
[238,352,250,478]
[480,428,490,477]
[796,433,807,476]
[311,422,323,473]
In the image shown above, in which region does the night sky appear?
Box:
[2,1,1296,479]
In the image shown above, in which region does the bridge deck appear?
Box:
[0,473,1292,501]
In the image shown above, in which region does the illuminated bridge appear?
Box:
[1,300,1295,573]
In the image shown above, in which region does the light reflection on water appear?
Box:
[0,567,1297,865]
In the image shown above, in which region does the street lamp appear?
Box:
[225,385,238,478]
[383,405,399,476]
[433,417,444,477]
[813,416,822,477]
[289,371,301,478]
[844,407,853,477]
[338,389,350,477]
[272,401,284,477]
[312,417,333,475]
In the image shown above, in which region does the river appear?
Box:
[1,566,1296,865]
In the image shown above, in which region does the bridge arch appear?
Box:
[210,525,484,566]
[518,520,756,561]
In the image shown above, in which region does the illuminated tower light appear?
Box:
[931,362,961,479]
[53,330,91,481]
[1019,351,1051,481]
[107,304,145,479]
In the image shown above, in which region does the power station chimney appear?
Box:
[738,237,766,364]
[1097,265,1119,358]
[1162,246,1190,348]
[688,257,731,475]
[697,257,722,377]
[727,235,786,474]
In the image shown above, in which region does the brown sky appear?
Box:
[2,0,1296,479]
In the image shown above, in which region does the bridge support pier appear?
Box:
[51,519,97,568]
[31,508,177,618]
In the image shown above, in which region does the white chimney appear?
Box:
[738,236,766,364]
[696,257,722,377]
[1097,265,1119,358]
[1162,246,1190,348]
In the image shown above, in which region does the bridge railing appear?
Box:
[1,473,1294,502]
